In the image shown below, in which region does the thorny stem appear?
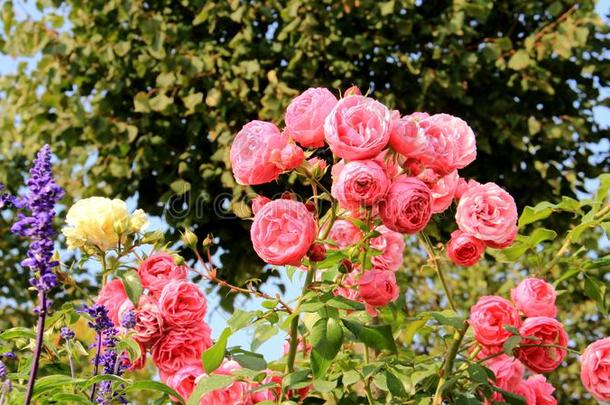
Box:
[432,321,469,405]
[418,234,457,312]
[286,266,316,373]
[24,292,47,405]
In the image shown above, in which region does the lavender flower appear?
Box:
[0,353,15,361]
[120,310,136,329]
[60,327,75,341]
[8,145,64,292]
[0,361,5,379]
[80,304,114,333]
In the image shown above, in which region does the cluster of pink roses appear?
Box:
[230,86,518,315]
[97,253,279,403]
[469,277,566,403]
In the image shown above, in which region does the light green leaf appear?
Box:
[116,269,142,307]
[342,319,396,353]
[125,380,186,404]
[508,50,531,70]
[187,375,233,405]
[202,327,231,374]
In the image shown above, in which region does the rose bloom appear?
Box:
[516,316,568,374]
[511,277,557,318]
[327,219,363,249]
[374,149,401,179]
[230,120,289,185]
[62,197,148,250]
[446,230,485,267]
[96,279,129,326]
[151,322,213,375]
[133,295,164,348]
[331,159,390,211]
[455,182,518,247]
[513,380,537,405]
[324,95,391,160]
[526,374,557,405]
[358,269,399,312]
[334,272,361,302]
[486,355,525,393]
[137,253,188,297]
[379,176,433,234]
[158,280,207,327]
[580,337,610,402]
[197,360,253,405]
[388,111,430,159]
[161,362,204,401]
[250,199,316,266]
[469,295,521,347]
[270,142,304,171]
[284,87,338,148]
[251,195,270,216]
[418,113,477,174]
[370,226,405,272]
[429,170,459,213]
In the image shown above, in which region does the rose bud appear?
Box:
[308,243,327,262]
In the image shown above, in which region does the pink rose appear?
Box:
[230,120,288,185]
[373,150,401,179]
[513,380,537,404]
[486,355,525,393]
[251,195,270,216]
[446,230,485,267]
[469,296,521,347]
[161,362,204,401]
[134,295,164,348]
[327,219,363,249]
[158,280,207,327]
[96,279,129,326]
[526,374,557,405]
[370,226,405,272]
[419,113,477,174]
[581,337,610,402]
[516,316,568,373]
[358,269,399,313]
[197,360,253,405]
[455,182,518,247]
[331,159,389,211]
[324,95,391,160]
[151,322,213,374]
[379,176,433,234]
[271,142,304,171]
[429,170,459,213]
[284,88,338,148]
[511,278,557,318]
[388,111,430,159]
[138,253,188,297]
[250,199,316,266]
[334,272,360,302]
[251,370,282,403]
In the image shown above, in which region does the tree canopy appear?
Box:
[0,0,608,310]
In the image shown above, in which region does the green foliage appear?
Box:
[0,0,608,314]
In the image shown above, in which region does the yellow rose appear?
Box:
[62,197,148,250]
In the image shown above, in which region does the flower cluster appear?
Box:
[5,145,64,292]
[469,277,566,403]
[95,253,216,401]
[230,87,518,315]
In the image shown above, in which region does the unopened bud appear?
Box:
[202,234,214,249]
[344,86,362,97]
[181,228,198,248]
[339,259,354,273]
[307,243,327,262]
[281,192,295,200]
[305,201,317,214]
[112,218,130,235]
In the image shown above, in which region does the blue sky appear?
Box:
[0,1,608,361]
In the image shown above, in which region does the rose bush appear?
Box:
[0,86,608,405]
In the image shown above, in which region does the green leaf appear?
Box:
[125,380,186,404]
[503,335,522,355]
[116,336,142,363]
[133,92,150,113]
[149,94,173,112]
[227,310,256,331]
[584,275,607,313]
[232,350,267,371]
[0,327,36,340]
[310,317,343,360]
[116,269,143,306]
[182,92,203,113]
[33,375,79,396]
[202,327,231,374]
[386,370,407,397]
[187,375,233,405]
[467,364,492,385]
[508,50,531,70]
[251,324,277,351]
[312,379,337,393]
[50,393,91,404]
[342,369,360,386]
[429,310,465,330]
[342,319,396,353]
